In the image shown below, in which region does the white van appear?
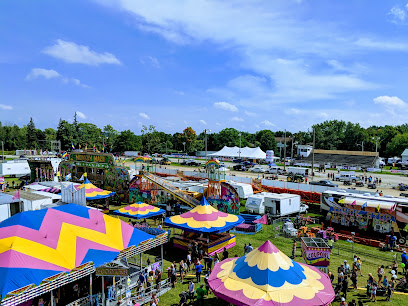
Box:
[245,192,301,216]
[334,171,359,182]
[265,166,284,174]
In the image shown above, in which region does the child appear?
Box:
[371,282,377,302]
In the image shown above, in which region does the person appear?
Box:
[349,299,356,306]
[246,243,253,253]
[382,275,388,288]
[386,283,392,302]
[244,243,247,255]
[328,237,334,249]
[155,270,162,291]
[377,265,384,284]
[196,284,206,306]
[356,257,362,276]
[214,252,219,264]
[371,282,377,302]
[402,250,408,273]
[222,247,229,260]
[351,268,358,291]
[342,275,349,299]
[188,280,195,300]
[390,235,396,251]
[195,261,204,283]
[344,260,351,275]
[390,260,398,275]
[179,260,185,283]
[12,180,15,189]
[171,264,177,288]
[151,293,159,306]
[292,241,296,259]
[339,297,347,306]
[328,271,335,283]
[338,265,345,285]
[138,271,147,298]
[186,252,192,272]
[207,253,213,271]
[204,272,210,295]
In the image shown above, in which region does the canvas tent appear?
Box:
[210,146,266,159]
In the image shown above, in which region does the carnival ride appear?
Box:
[113,202,165,220]
[208,240,335,306]
[165,197,244,255]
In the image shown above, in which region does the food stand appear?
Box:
[301,237,331,273]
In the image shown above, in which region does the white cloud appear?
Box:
[140,56,160,68]
[174,90,185,95]
[183,120,188,124]
[26,68,60,80]
[139,112,150,119]
[231,117,244,122]
[216,122,222,126]
[62,77,90,88]
[373,96,406,106]
[355,38,408,51]
[43,39,121,65]
[261,120,275,127]
[388,6,406,23]
[213,101,238,112]
[199,119,207,125]
[76,111,87,119]
[244,110,257,117]
[0,104,12,110]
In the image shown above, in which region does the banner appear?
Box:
[329,206,395,222]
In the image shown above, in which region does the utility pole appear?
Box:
[283,130,287,171]
[1,141,4,163]
[312,128,315,180]
[291,137,295,160]
[238,133,242,160]
[182,142,186,153]
[204,129,211,161]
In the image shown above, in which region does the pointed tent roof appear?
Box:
[113,202,165,220]
[0,204,153,298]
[209,240,335,306]
[77,178,115,200]
[209,146,266,159]
[164,197,244,233]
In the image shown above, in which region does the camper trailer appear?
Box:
[287,167,309,176]
[228,181,254,199]
[245,192,302,216]
[0,160,30,177]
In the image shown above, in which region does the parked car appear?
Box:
[249,166,265,173]
[181,159,201,166]
[309,180,338,187]
[160,157,171,165]
[233,164,246,171]
[233,158,243,163]
[243,161,256,167]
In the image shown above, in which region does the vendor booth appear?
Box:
[209,240,335,306]
[0,204,169,306]
[301,237,331,273]
[165,197,244,255]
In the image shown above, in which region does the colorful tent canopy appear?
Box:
[113,202,165,220]
[164,197,244,233]
[0,204,153,298]
[209,240,335,306]
[77,178,115,200]
[134,156,145,163]
[253,214,268,225]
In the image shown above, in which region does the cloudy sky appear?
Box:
[1,0,408,133]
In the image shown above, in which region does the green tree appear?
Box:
[343,122,367,151]
[115,130,142,152]
[255,130,278,152]
[386,133,408,157]
[26,117,37,148]
[103,124,118,151]
[313,120,346,150]
[78,123,102,150]
[214,128,241,149]
[141,125,161,154]
[72,113,79,143]
[56,119,73,150]
[378,126,399,157]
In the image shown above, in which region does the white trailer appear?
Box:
[124,151,140,157]
[228,181,254,199]
[0,160,30,177]
[287,167,309,176]
[245,192,301,216]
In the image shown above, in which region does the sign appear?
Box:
[95,267,128,277]
[329,206,395,222]
[70,153,113,164]
[301,238,331,267]
[75,161,111,169]
[367,168,381,172]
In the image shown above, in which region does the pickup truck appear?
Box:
[180,159,201,166]
[233,164,247,171]
[309,180,338,187]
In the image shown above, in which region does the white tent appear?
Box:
[209,146,266,159]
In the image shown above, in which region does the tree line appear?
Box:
[1,114,407,157]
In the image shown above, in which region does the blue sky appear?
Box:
[1,0,408,134]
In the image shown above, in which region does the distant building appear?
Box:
[402,149,408,162]
[296,145,313,158]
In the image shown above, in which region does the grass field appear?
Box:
[150,224,408,306]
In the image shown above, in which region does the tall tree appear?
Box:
[115,130,142,152]
[141,125,162,154]
[103,124,118,151]
[26,117,37,148]
[56,118,73,150]
[255,130,278,152]
[386,133,408,157]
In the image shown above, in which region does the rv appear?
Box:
[245,192,302,216]
[228,181,254,199]
[287,167,309,176]
[321,190,408,244]
[0,160,30,177]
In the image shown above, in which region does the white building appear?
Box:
[402,149,408,162]
[297,145,313,158]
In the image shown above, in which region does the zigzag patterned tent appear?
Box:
[0,204,153,298]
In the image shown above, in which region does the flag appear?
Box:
[85,143,88,151]
[79,143,81,149]
[122,159,126,164]
[93,144,96,152]
[65,173,72,181]
[79,174,85,181]
[12,190,20,202]
[377,203,381,212]
[338,198,345,204]
[350,200,356,206]
[390,203,396,213]
[362,202,367,208]
[110,144,113,152]
[40,149,43,155]
[71,141,75,150]
[62,152,68,159]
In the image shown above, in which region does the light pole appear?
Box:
[238,132,242,160]
[283,130,287,171]
[312,128,315,180]
[357,141,364,152]
[373,136,379,153]
[1,141,4,163]
[182,142,186,154]
[291,138,296,160]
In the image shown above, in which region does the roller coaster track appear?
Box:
[142,171,200,207]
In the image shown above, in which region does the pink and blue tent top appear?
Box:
[113,202,165,220]
[164,197,244,234]
[77,178,115,200]
[208,240,335,306]
[0,204,153,299]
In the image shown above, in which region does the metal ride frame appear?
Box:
[1,233,168,306]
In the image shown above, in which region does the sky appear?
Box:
[1,0,408,134]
